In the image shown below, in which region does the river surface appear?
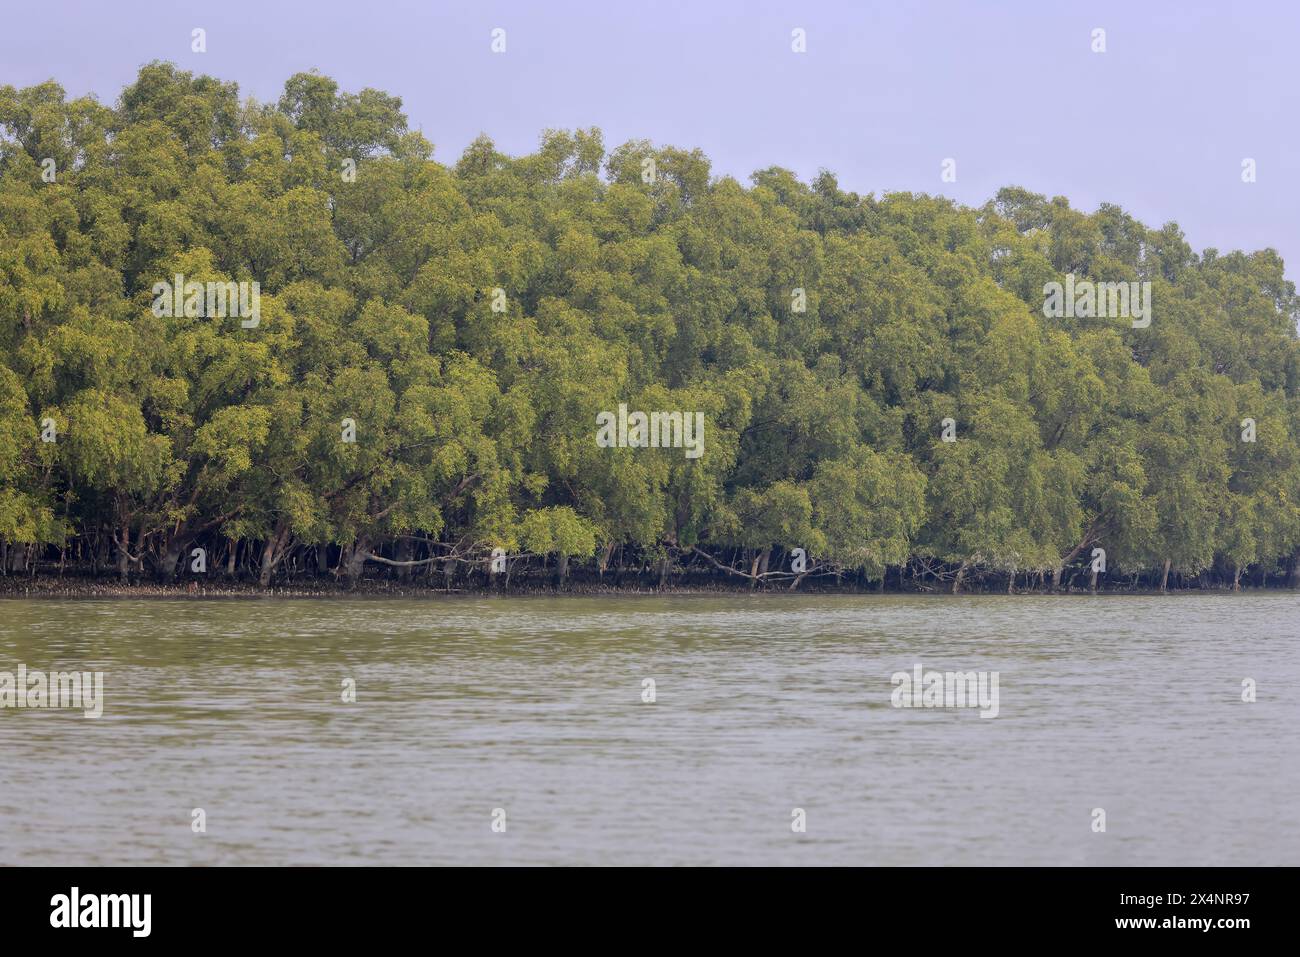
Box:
[0,594,1296,865]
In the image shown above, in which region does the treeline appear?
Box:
[2,63,1299,593]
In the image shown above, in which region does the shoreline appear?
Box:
[1,577,1295,600]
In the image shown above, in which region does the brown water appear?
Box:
[0,594,1296,865]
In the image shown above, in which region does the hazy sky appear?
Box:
[4,0,1297,279]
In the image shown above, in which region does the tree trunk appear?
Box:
[339,534,370,583]
[5,542,26,574]
[259,523,292,588]
[117,524,131,583]
[749,547,770,590]
[1053,524,1101,594]
[1159,558,1171,593]
[952,560,969,595]
[156,535,187,584]
[396,537,413,582]
[259,536,278,588]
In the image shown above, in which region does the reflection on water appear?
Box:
[1,594,1296,865]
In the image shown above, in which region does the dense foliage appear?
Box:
[2,64,1299,591]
